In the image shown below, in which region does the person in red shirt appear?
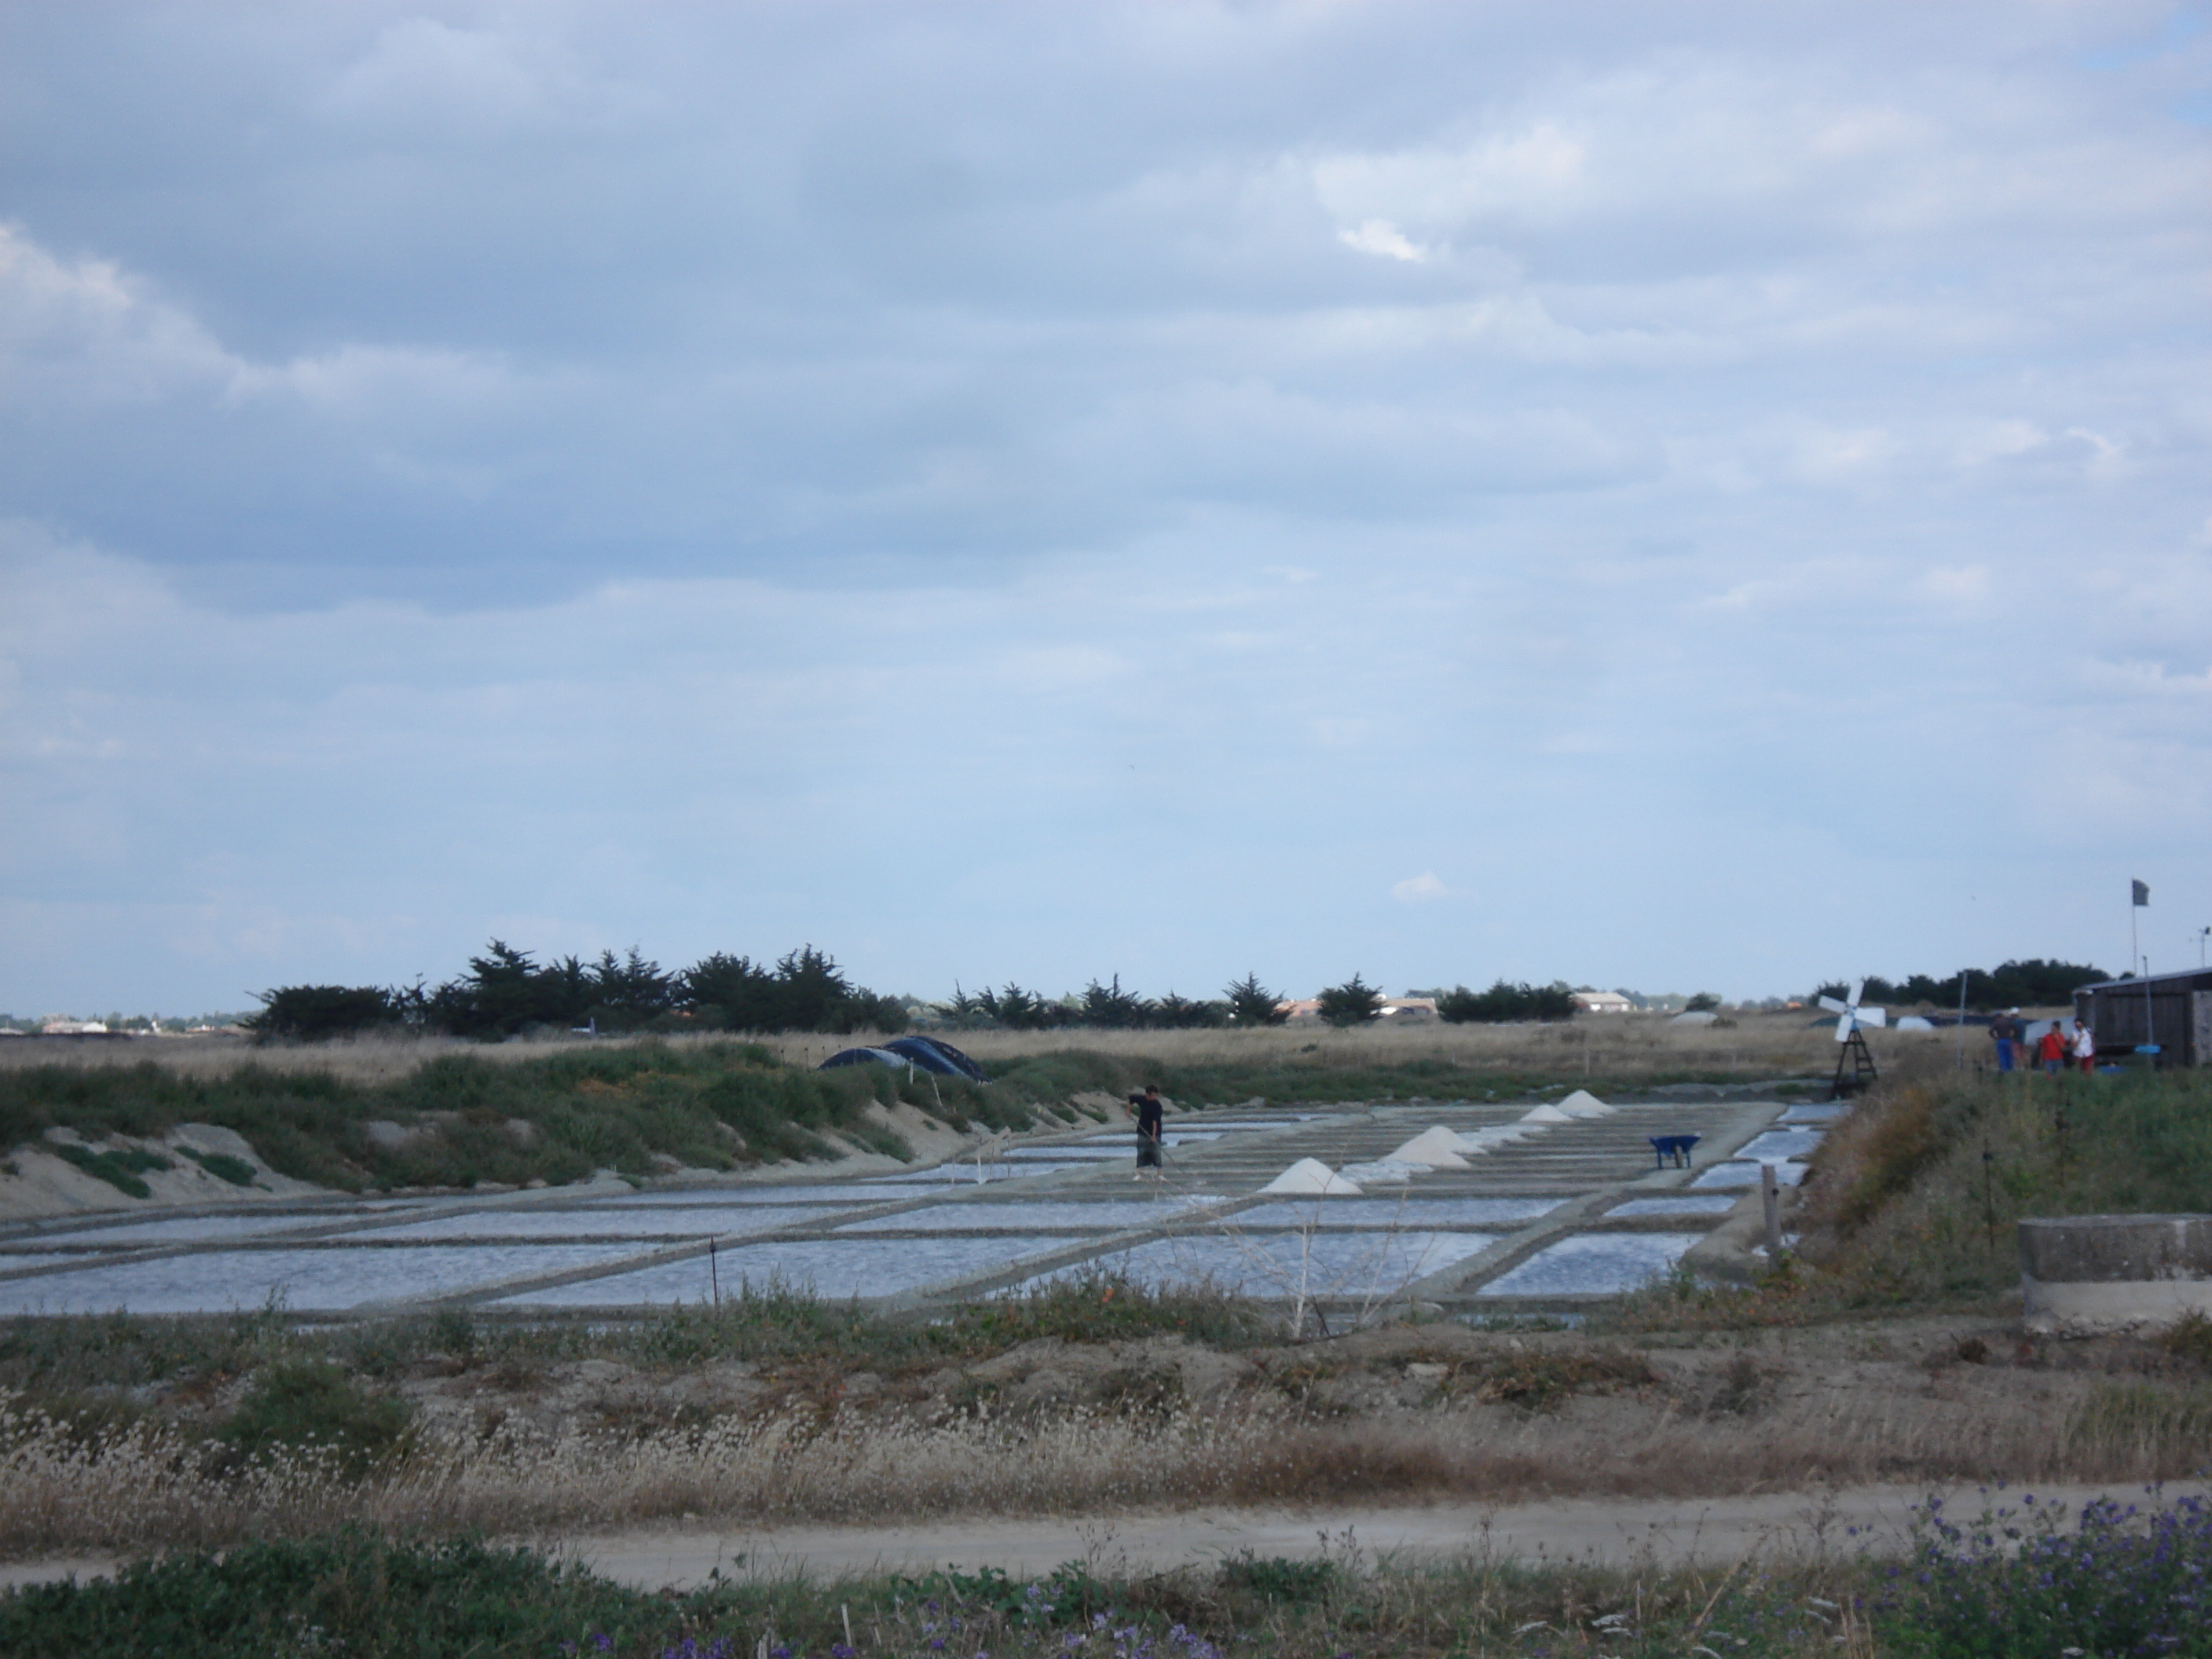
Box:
[2037,1021,2067,1076]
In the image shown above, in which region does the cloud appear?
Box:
[1391,872,1465,903]
[1338,219,1427,262]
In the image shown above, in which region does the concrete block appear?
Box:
[2020,1214,2212,1335]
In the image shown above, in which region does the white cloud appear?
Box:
[1337,219,1427,262]
[1390,872,1463,903]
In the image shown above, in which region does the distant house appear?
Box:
[1571,991,1635,1015]
[1276,996,1436,1022]
[2075,969,2212,1068]
[1379,997,1437,1020]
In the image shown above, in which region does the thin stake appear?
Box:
[1981,1142,1996,1255]
[1761,1163,1782,1262]
[709,1239,720,1305]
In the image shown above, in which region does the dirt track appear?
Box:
[560,1480,2196,1586]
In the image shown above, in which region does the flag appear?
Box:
[2133,879,2150,906]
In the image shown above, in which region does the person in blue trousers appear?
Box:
[1989,1009,2021,1072]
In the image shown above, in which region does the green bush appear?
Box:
[49,1143,170,1199]
[218,1361,416,1477]
[0,1532,683,1659]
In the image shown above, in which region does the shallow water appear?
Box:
[866,1162,1094,1184]
[1731,1128,1825,1162]
[1230,1197,1559,1229]
[1690,1161,1809,1189]
[0,1213,339,1251]
[357,1206,837,1241]
[497,1233,1090,1306]
[1781,1103,1846,1123]
[583,1185,903,1206]
[834,1197,1225,1233]
[1473,1232,1705,1297]
[0,1242,651,1316]
[1606,1195,1738,1217]
[1020,1230,1496,1298]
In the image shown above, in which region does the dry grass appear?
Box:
[0,1013,1929,1091]
[3,1332,2203,1558]
[772,1012,1859,1081]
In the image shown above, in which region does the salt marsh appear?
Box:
[496,1233,1091,1306]
[0,1242,647,1317]
[1474,1232,1705,1297]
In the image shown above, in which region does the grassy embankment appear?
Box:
[1611,1048,2212,1325]
[0,1012,1847,1194]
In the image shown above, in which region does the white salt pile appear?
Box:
[1556,1090,1616,1119]
[1389,1127,1473,1168]
[1258,1158,1364,1196]
[1519,1103,1574,1124]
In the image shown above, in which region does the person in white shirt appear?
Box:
[2072,1019,2097,1074]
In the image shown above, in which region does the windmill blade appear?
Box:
[1848,979,1865,1007]
[1833,1016,1854,1042]
[1818,995,1850,1016]
[1859,1007,1888,1028]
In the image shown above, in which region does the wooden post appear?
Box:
[1762,1163,1782,1261]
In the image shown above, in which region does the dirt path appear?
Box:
[5,1481,2195,1593]
[555,1480,2188,1587]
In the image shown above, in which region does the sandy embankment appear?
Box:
[0,1090,1141,1224]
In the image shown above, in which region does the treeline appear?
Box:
[1814,959,2108,1012]
[942,972,1290,1031]
[250,943,906,1042]
[947,972,1582,1029]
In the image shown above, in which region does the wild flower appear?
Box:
[1880,1485,2212,1657]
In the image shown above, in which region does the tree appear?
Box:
[247,984,410,1042]
[979,983,1057,1031]
[581,947,677,1031]
[428,941,589,1038]
[1316,972,1383,1027]
[679,944,904,1033]
[1683,991,1721,1013]
[1436,980,1577,1023]
[1081,974,1152,1028]
[681,951,774,1029]
[1155,991,1227,1029]
[1223,972,1288,1027]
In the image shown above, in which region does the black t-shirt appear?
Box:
[1135,1096,1164,1135]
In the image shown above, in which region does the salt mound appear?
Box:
[1390,1127,1473,1168]
[1520,1103,1573,1123]
[1258,1157,1364,1196]
[1556,1090,1615,1119]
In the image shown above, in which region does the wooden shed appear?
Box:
[2075,969,2212,1068]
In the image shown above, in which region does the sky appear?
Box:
[3,1,2210,1016]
